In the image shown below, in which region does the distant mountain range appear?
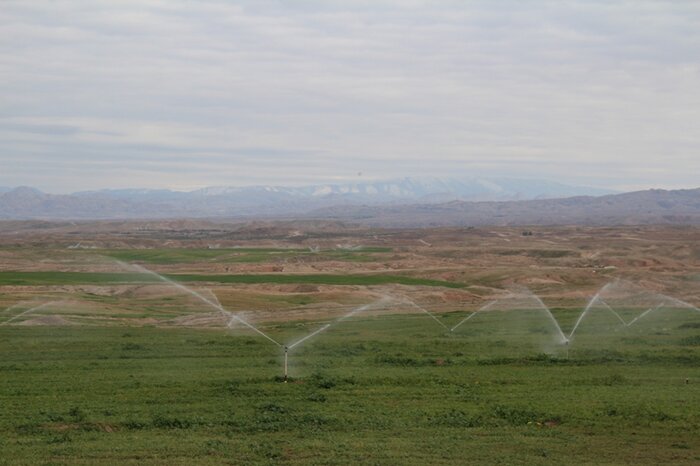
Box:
[0,177,614,220]
[1,178,698,227]
[307,188,700,227]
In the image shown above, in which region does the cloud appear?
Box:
[1,0,699,192]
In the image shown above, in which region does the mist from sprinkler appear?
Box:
[127,263,282,347]
[625,303,663,327]
[282,298,389,382]
[450,299,503,332]
[662,295,700,314]
[568,282,614,341]
[520,287,569,344]
[115,260,396,383]
[104,259,700,371]
[398,296,449,330]
[450,289,571,345]
[449,280,699,352]
[0,301,65,326]
[596,299,628,327]
[1,302,25,315]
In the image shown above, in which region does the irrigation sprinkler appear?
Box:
[279,298,388,382]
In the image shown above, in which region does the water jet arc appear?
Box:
[626,304,663,327]
[0,301,63,326]
[1,302,25,315]
[282,298,387,380]
[286,300,382,351]
[400,297,448,330]
[568,283,613,341]
[130,263,282,347]
[523,289,568,344]
[598,299,628,326]
[450,299,500,332]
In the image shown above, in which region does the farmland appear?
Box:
[0,221,698,464]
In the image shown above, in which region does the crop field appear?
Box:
[0,271,464,288]
[103,247,393,264]
[0,222,699,464]
[1,318,699,465]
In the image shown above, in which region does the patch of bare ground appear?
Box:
[523,277,566,285]
[43,423,117,433]
[167,312,227,327]
[118,284,185,299]
[276,284,320,293]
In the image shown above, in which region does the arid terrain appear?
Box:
[0,220,698,327]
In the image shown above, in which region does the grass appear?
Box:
[0,271,465,288]
[169,273,464,288]
[101,248,393,264]
[0,313,699,465]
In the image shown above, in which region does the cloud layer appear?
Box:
[1,0,699,192]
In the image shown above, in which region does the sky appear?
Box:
[1,0,699,193]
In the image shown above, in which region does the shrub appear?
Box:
[492,405,549,426]
[307,392,327,402]
[121,342,144,351]
[68,406,86,422]
[308,373,337,389]
[429,410,484,428]
[374,354,420,366]
[679,335,700,346]
[152,415,194,429]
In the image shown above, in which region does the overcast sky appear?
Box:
[1,0,699,193]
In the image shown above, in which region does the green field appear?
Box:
[101,248,393,264]
[1,312,699,465]
[0,271,464,288]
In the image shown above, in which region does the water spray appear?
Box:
[521,288,569,345]
[626,303,663,327]
[281,298,387,381]
[1,303,23,314]
[450,299,500,332]
[288,324,332,350]
[662,296,700,314]
[399,296,448,331]
[0,301,63,326]
[568,282,613,341]
[128,263,282,347]
[597,298,628,327]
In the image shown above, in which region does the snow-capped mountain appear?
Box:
[190,177,614,203]
[0,177,615,219]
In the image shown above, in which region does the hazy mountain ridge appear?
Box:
[0,177,614,220]
[1,178,694,227]
[307,188,700,227]
[189,177,614,202]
